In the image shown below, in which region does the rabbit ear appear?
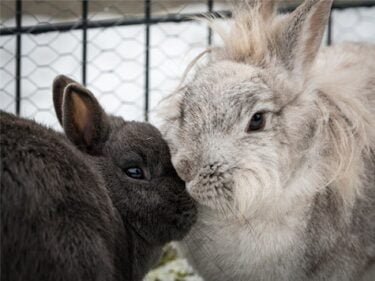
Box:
[53,75,79,126]
[276,0,333,75]
[62,83,110,154]
[241,0,275,18]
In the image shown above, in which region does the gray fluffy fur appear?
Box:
[160,0,375,280]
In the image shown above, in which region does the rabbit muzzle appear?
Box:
[186,161,235,213]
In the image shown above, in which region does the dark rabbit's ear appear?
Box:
[62,83,110,154]
[53,75,79,126]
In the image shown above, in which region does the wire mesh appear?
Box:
[1,0,375,130]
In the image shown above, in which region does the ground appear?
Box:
[144,245,203,281]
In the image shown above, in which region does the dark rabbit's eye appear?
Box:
[247,112,266,132]
[125,167,145,179]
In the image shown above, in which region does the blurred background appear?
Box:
[1,0,375,280]
[1,0,375,129]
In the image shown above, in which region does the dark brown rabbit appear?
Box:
[0,75,197,281]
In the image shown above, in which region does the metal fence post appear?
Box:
[208,0,214,46]
[144,0,151,121]
[15,0,22,115]
[82,0,88,85]
[327,11,333,46]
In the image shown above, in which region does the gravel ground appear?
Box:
[143,244,204,281]
[144,259,203,281]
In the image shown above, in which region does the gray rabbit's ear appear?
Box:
[276,0,333,75]
[62,83,110,154]
[52,75,79,126]
[239,0,275,18]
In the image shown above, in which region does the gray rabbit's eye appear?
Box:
[125,167,145,179]
[246,112,266,132]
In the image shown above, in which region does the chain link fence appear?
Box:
[1,1,375,130]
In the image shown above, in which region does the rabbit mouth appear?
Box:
[172,211,197,240]
[187,163,234,213]
[125,195,197,246]
[187,171,234,213]
[170,194,198,239]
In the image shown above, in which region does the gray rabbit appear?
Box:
[0,75,197,281]
[160,0,375,280]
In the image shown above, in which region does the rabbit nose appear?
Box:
[199,162,221,179]
[174,158,195,183]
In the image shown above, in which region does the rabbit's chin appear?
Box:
[131,195,197,246]
[168,196,198,242]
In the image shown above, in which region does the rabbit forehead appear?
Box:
[178,61,278,132]
[104,117,173,171]
[188,61,274,102]
[192,60,264,88]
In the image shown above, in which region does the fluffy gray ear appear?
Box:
[62,83,110,154]
[238,0,275,18]
[52,75,78,126]
[276,0,333,75]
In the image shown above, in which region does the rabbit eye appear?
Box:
[125,167,145,179]
[247,112,266,132]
